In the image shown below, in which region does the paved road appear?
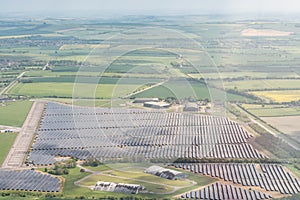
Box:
[75,165,196,195]
[0,71,25,95]
[251,118,300,151]
[1,101,46,169]
[0,125,21,132]
[122,78,169,98]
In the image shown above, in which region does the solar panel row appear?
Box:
[28,102,264,165]
[181,182,272,200]
[0,170,60,192]
[173,163,300,195]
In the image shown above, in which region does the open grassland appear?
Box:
[134,79,254,102]
[285,164,300,179]
[61,165,216,199]
[223,79,300,91]
[80,163,193,192]
[251,90,300,102]
[262,116,300,144]
[0,132,17,166]
[9,82,142,98]
[0,101,33,127]
[242,104,300,117]
[81,174,175,194]
[43,98,122,107]
[189,71,300,79]
[24,70,168,79]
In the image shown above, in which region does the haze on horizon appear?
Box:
[2,0,300,18]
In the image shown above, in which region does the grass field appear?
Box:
[80,163,192,194]
[223,79,300,91]
[285,165,300,179]
[0,101,33,127]
[0,132,17,166]
[134,79,254,102]
[9,82,142,98]
[81,174,175,194]
[188,72,300,79]
[242,104,300,117]
[251,90,300,102]
[59,165,216,199]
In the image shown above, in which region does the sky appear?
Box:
[1,0,300,17]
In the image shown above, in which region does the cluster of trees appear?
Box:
[227,89,261,101]
[81,158,103,167]
[249,123,300,160]
[47,159,76,175]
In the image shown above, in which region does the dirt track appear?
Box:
[1,100,46,169]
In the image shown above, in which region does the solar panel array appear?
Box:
[0,170,60,192]
[181,182,272,200]
[28,102,265,165]
[173,163,300,195]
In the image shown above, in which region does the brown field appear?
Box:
[241,29,293,36]
[262,116,300,143]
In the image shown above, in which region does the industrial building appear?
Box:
[143,101,170,109]
[145,165,187,180]
[133,98,159,103]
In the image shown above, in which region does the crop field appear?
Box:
[133,79,254,102]
[9,82,143,98]
[251,90,300,102]
[241,104,300,117]
[0,132,17,165]
[262,116,300,144]
[1,16,300,200]
[188,71,300,79]
[222,79,300,91]
[0,101,33,127]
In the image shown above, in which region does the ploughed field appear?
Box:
[28,102,264,165]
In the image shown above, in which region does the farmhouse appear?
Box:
[145,165,187,180]
[143,101,170,109]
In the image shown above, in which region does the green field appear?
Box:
[189,71,300,79]
[242,104,300,117]
[223,79,300,91]
[0,101,33,127]
[59,165,216,199]
[80,163,193,192]
[0,132,17,165]
[9,82,142,98]
[134,79,254,102]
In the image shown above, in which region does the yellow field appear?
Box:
[251,90,300,102]
[59,44,110,50]
[241,29,292,36]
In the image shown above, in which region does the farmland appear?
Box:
[241,104,300,117]
[0,132,17,165]
[0,15,300,200]
[251,90,300,103]
[262,116,300,144]
[0,101,33,127]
